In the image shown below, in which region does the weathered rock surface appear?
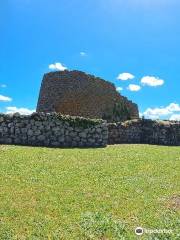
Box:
[36,70,139,122]
[108,119,180,146]
[0,113,108,147]
[0,113,179,147]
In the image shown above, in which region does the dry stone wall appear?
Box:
[0,114,179,147]
[36,70,139,122]
[0,113,108,147]
[108,119,180,146]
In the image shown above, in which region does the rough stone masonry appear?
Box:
[108,119,180,146]
[0,70,179,148]
[0,113,108,147]
[0,113,179,147]
[36,70,139,122]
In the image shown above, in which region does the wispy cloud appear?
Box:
[166,103,180,112]
[80,51,87,57]
[0,95,12,102]
[1,84,7,88]
[49,62,67,71]
[117,73,135,81]
[6,107,35,115]
[141,76,164,87]
[116,87,123,91]
[127,84,141,91]
[142,103,180,120]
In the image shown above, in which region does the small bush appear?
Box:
[56,114,104,128]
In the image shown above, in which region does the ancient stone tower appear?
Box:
[36,70,139,122]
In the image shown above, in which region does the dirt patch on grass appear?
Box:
[167,195,180,210]
[0,145,10,151]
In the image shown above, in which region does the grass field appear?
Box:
[0,144,179,239]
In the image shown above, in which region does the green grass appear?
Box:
[0,144,179,239]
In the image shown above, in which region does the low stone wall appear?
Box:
[0,113,108,147]
[0,114,179,147]
[108,119,180,146]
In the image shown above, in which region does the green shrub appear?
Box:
[56,114,104,128]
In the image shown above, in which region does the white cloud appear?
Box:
[1,84,7,88]
[80,52,87,56]
[49,62,67,71]
[139,112,143,118]
[142,103,180,120]
[6,107,35,115]
[141,76,164,87]
[117,72,135,81]
[169,114,180,121]
[127,84,141,92]
[166,103,180,112]
[116,87,123,91]
[0,95,12,102]
[143,107,170,119]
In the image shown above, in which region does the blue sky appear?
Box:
[0,0,180,119]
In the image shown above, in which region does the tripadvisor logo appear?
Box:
[135,227,144,236]
[135,226,173,236]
